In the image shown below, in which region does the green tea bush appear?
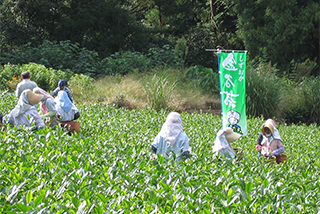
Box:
[0,62,72,92]
[186,65,219,94]
[246,63,284,119]
[0,97,319,213]
[143,73,177,111]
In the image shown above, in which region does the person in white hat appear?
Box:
[256,119,285,163]
[213,127,242,159]
[1,89,45,131]
[151,112,190,163]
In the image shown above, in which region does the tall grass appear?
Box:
[143,73,177,111]
[245,62,283,119]
[280,77,320,124]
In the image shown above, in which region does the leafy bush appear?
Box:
[185,65,219,94]
[143,73,177,111]
[147,44,184,68]
[0,63,72,92]
[100,51,152,76]
[0,40,100,76]
[245,62,284,118]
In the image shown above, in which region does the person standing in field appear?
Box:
[51,79,74,102]
[212,127,242,159]
[151,112,190,162]
[33,87,59,129]
[255,119,286,164]
[1,89,45,131]
[15,72,38,99]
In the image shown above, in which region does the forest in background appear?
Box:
[0,0,319,75]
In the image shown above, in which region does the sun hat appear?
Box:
[25,89,43,105]
[58,79,68,87]
[225,127,242,142]
[262,122,274,135]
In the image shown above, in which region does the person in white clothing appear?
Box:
[213,127,242,159]
[1,89,45,131]
[151,112,190,162]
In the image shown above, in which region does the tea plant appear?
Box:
[0,94,319,213]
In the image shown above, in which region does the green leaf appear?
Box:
[34,194,45,207]
[26,190,33,205]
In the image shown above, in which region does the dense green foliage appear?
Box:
[0,0,149,58]
[233,0,320,73]
[0,95,319,213]
[0,41,184,77]
[0,0,318,72]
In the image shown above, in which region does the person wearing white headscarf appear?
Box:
[1,89,45,130]
[33,87,59,128]
[213,127,242,159]
[256,119,284,160]
[151,112,190,162]
[55,90,80,121]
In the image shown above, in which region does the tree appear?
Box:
[233,0,320,73]
[0,0,150,57]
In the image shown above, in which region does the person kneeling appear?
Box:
[151,112,190,163]
[55,90,80,134]
[1,89,45,131]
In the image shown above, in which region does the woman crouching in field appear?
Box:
[256,119,287,164]
[55,90,80,134]
[212,127,242,160]
[0,89,45,131]
[151,112,190,163]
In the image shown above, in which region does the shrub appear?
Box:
[100,51,151,76]
[147,44,184,68]
[185,65,219,94]
[245,62,284,119]
[0,63,72,92]
[0,40,100,76]
[143,73,177,111]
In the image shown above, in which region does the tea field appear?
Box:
[0,93,319,213]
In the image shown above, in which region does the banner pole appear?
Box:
[206,49,248,53]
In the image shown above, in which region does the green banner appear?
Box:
[218,51,247,135]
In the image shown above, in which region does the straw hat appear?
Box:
[225,127,242,142]
[262,122,274,135]
[25,89,43,105]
